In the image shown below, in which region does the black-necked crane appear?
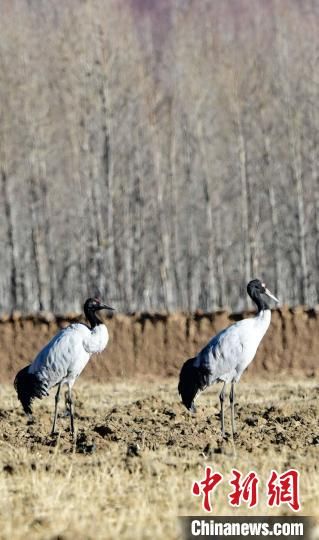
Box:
[14,298,114,438]
[178,279,279,437]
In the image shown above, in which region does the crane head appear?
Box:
[84,297,115,313]
[247,279,279,304]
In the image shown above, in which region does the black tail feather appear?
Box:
[14,366,49,415]
[178,357,210,413]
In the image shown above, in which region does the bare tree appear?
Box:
[0,0,318,313]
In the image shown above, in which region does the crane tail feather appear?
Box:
[14,365,49,415]
[178,357,210,413]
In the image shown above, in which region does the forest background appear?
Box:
[0,0,318,314]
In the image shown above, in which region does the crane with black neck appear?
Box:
[14,297,114,438]
[178,279,279,437]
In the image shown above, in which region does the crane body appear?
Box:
[28,323,109,390]
[178,280,278,437]
[14,298,113,438]
[195,309,271,385]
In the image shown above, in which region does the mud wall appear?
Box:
[0,307,318,383]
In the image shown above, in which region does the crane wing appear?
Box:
[195,321,249,381]
[29,323,91,389]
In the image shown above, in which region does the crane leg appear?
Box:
[51,382,62,435]
[219,382,226,438]
[66,384,75,439]
[60,390,70,417]
[229,381,236,436]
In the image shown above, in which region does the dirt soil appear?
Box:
[0,307,318,383]
[1,379,317,457]
[0,379,318,539]
[93,388,319,456]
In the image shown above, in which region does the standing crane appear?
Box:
[14,298,114,438]
[178,279,279,437]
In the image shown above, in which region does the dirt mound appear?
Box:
[94,396,186,450]
[92,387,319,456]
[0,307,318,383]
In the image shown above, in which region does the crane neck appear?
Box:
[84,308,103,329]
[249,290,270,313]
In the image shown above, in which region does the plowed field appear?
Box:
[0,378,318,539]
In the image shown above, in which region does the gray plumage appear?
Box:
[178,279,279,437]
[14,298,114,438]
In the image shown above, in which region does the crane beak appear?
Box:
[264,288,279,303]
[97,303,115,311]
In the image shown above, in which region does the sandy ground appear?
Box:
[0,378,318,539]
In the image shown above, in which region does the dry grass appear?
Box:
[0,378,318,540]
